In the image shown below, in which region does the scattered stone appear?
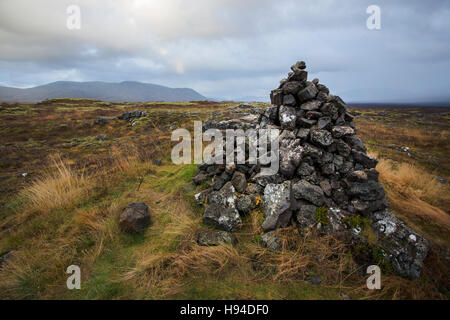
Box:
[152,159,162,166]
[197,230,235,246]
[119,202,151,234]
[0,251,14,268]
[305,275,322,285]
[96,134,107,141]
[94,116,116,125]
[118,110,147,120]
[260,232,281,251]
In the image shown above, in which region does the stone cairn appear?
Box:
[193,61,429,279]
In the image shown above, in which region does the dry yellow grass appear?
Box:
[19,156,91,213]
[374,157,450,231]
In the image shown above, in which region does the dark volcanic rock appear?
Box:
[352,150,378,169]
[231,171,247,193]
[203,203,242,232]
[296,204,318,232]
[310,130,334,147]
[119,202,151,234]
[293,180,325,206]
[297,83,318,102]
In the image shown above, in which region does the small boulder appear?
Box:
[94,116,116,125]
[197,230,236,246]
[119,203,151,234]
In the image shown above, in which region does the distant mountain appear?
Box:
[0,81,207,103]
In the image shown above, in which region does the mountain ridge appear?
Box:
[0,81,207,103]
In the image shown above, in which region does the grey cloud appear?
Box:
[0,0,449,103]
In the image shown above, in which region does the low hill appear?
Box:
[0,81,207,103]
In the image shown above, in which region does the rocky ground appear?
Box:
[0,96,448,300]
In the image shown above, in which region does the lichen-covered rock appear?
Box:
[370,209,430,279]
[237,194,257,215]
[279,139,303,178]
[194,188,212,205]
[332,126,355,138]
[119,202,151,234]
[208,181,237,209]
[310,129,334,147]
[262,182,291,232]
[197,230,236,246]
[244,183,263,195]
[279,105,297,130]
[203,203,242,232]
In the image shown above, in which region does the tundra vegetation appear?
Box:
[0,99,448,299]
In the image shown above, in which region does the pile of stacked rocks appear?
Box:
[193,61,429,279]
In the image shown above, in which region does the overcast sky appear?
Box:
[0,0,449,103]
